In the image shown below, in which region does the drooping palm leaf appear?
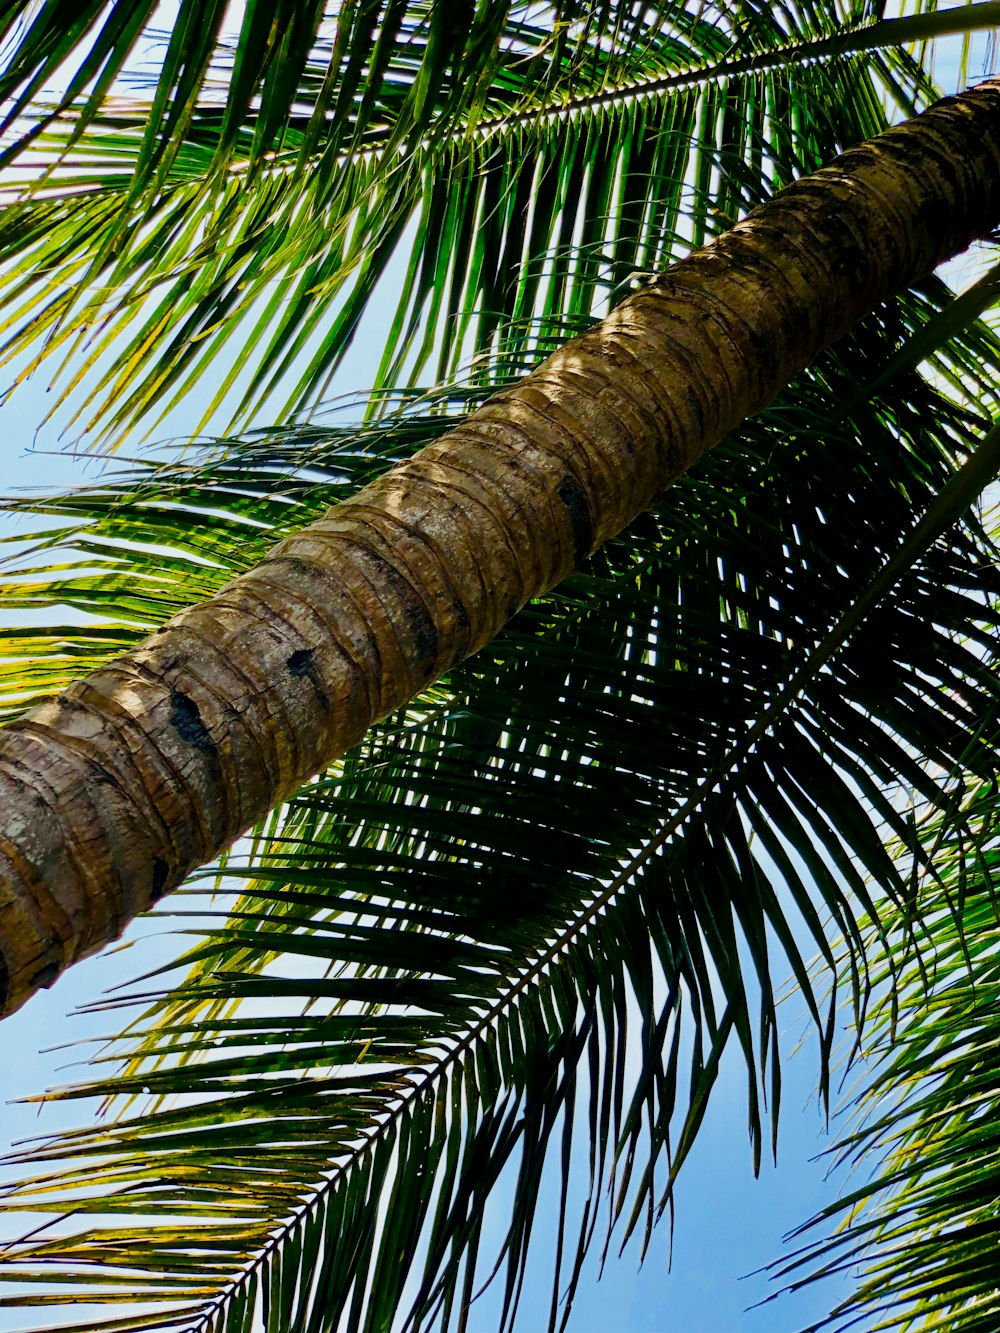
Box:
[1,1,997,446]
[2,262,1000,1329]
[768,760,1000,1333]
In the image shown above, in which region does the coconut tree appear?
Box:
[2,2,1000,1330]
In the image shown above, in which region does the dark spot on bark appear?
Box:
[170,691,215,753]
[685,384,704,431]
[151,857,170,902]
[557,474,594,563]
[55,694,93,718]
[745,322,770,352]
[29,961,59,989]
[287,647,314,676]
[360,550,439,677]
[452,597,471,631]
[405,602,439,676]
[287,647,330,710]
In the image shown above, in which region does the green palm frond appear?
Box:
[1,0,995,446]
[770,767,1000,1333]
[2,266,1000,1329]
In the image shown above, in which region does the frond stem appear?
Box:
[463,5,1000,144]
[14,3,999,209]
[186,419,1000,1331]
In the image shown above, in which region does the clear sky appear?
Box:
[0,17,993,1333]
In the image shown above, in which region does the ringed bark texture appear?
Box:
[3,82,1000,1017]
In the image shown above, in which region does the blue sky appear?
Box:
[0,16,994,1333]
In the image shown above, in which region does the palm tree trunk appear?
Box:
[2,81,1000,1018]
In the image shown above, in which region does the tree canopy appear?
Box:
[2,2,1000,1331]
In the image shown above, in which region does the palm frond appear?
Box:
[770,763,1000,1333]
[0,1,992,446]
[2,266,1000,1329]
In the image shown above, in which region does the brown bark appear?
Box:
[2,82,1000,1018]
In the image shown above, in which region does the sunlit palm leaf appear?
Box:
[2,268,1000,1329]
[1,2,996,446]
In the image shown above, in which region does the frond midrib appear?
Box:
[9,3,989,211]
[140,443,986,1328]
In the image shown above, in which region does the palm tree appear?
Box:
[5,69,1000,1019]
[2,2,1000,1329]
